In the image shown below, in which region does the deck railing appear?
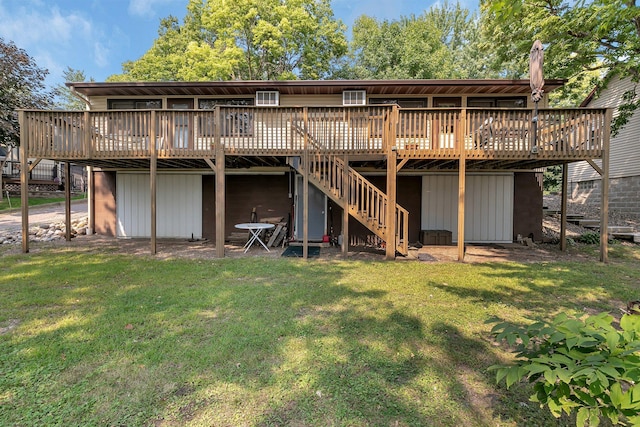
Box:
[21,106,607,160]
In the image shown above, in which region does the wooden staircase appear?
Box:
[290,153,409,256]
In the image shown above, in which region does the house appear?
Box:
[568,74,640,220]
[17,79,612,260]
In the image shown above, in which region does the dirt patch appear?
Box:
[0,319,20,335]
[0,232,620,264]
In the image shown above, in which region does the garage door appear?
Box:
[116,174,202,238]
[421,174,513,243]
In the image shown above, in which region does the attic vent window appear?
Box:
[256,91,279,106]
[343,90,366,106]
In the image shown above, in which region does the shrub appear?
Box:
[577,232,600,245]
[489,313,640,426]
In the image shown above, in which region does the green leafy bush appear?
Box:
[577,232,601,245]
[489,313,640,426]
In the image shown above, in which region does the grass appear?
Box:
[1,244,639,426]
[0,193,85,211]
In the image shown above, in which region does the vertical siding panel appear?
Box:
[117,174,202,238]
[423,174,513,243]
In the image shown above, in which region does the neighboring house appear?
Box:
[17,79,610,259]
[568,75,640,220]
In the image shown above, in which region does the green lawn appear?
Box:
[1,245,639,426]
[0,194,85,211]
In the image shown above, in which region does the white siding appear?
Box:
[421,174,514,243]
[89,96,108,110]
[279,95,343,107]
[569,75,640,182]
[116,174,202,238]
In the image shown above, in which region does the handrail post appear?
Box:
[459,108,467,153]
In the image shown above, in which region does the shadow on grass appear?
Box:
[3,252,638,426]
[436,260,639,319]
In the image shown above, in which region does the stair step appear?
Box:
[609,226,635,233]
[578,219,600,228]
[611,232,640,243]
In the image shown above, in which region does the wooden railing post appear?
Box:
[83,111,92,158]
[459,108,467,152]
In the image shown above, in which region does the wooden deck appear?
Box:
[17,104,612,261]
[20,105,608,169]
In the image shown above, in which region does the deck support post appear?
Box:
[600,109,612,263]
[87,166,94,235]
[19,111,29,253]
[385,149,397,260]
[457,156,466,261]
[385,106,398,260]
[560,163,568,251]
[457,110,467,262]
[342,153,349,257]
[303,107,309,260]
[65,162,72,241]
[215,107,225,258]
[150,110,157,255]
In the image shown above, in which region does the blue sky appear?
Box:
[0,0,475,89]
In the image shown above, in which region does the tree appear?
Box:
[0,38,52,147]
[0,37,52,200]
[54,67,94,110]
[340,2,501,80]
[343,15,451,79]
[108,0,347,81]
[481,0,640,130]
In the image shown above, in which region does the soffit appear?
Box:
[68,79,566,98]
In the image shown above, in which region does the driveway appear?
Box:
[0,199,88,233]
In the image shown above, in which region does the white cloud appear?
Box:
[94,41,109,68]
[128,0,175,18]
[0,2,92,48]
[0,0,104,86]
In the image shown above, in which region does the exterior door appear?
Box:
[167,99,194,149]
[295,176,327,241]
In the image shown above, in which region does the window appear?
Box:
[106,99,162,137]
[198,99,254,109]
[433,97,462,108]
[107,99,162,109]
[467,97,527,108]
[255,91,279,106]
[369,98,426,108]
[343,90,366,106]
